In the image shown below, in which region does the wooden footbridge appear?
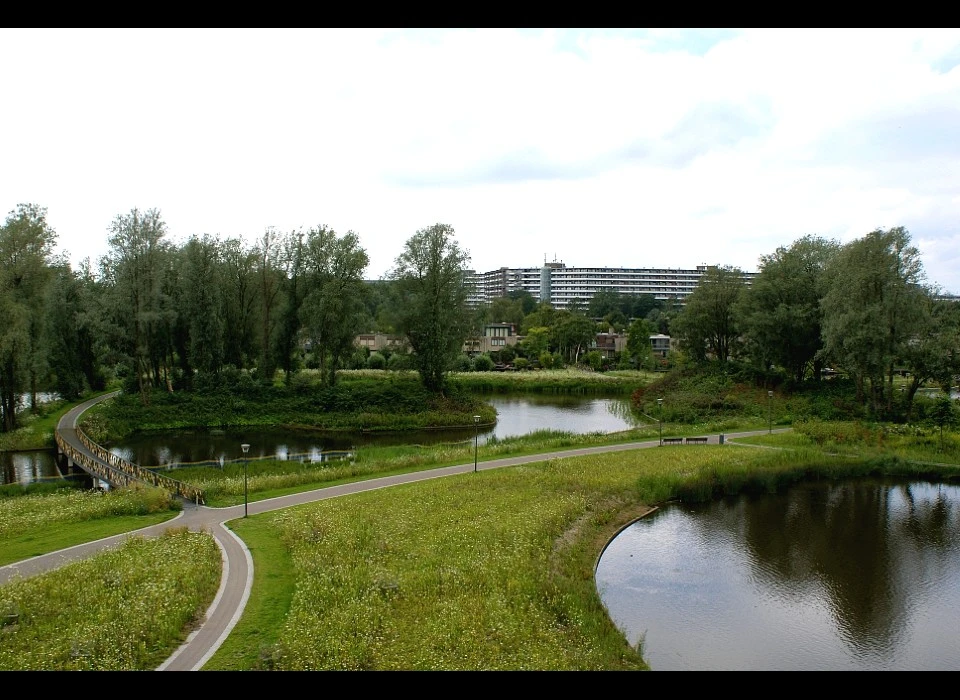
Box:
[54,391,205,504]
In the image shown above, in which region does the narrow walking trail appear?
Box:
[1,392,789,670]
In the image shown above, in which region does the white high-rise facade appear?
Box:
[466,261,755,309]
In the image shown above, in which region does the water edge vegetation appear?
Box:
[2,368,959,669]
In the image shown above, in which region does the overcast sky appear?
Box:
[3,28,959,292]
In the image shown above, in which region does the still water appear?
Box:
[106,393,640,468]
[0,394,639,482]
[595,478,960,671]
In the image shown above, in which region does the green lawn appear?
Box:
[6,436,959,670]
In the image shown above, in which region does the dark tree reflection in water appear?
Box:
[596,478,960,670]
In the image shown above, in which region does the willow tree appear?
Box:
[45,262,103,400]
[897,291,960,406]
[254,227,286,384]
[550,309,596,365]
[276,229,306,386]
[821,227,926,414]
[737,235,840,383]
[672,265,747,364]
[299,225,369,386]
[180,235,226,381]
[98,208,171,405]
[389,223,472,393]
[0,204,58,430]
[220,237,258,370]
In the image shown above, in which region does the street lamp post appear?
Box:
[241,443,250,517]
[473,415,480,472]
[767,391,773,434]
[657,398,663,446]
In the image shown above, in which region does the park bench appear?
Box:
[685,436,709,444]
[662,437,683,445]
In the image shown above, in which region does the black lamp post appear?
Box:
[241,443,250,517]
[473,415,480,472]
[657,398,663,446]
[767,391,773,434]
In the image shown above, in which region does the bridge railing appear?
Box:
[56,429,205,505]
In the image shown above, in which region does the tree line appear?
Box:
[0,207,473,429]
[1,202,957,431]
[671,230,960,417]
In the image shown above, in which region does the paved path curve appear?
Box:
[0,392,790,670]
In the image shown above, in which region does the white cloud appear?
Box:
[2,27,960,292]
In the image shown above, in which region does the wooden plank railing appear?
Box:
[56,430,205,505]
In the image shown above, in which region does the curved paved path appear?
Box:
[0,392,789,670]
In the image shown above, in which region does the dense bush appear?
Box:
[387,353,411,371]
[497,345,517,364]
[584,351,603,371]
[472,354,495,372]
[80,376,493,439]
[348,349,368,370]
[631,364,870,425]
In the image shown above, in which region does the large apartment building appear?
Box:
[465,261,755,309]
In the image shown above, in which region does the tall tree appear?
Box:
[520,303,557,335]
[359,279,399,334]
[45,263,99,399]
[550,309,596,364]
[254,227,285,384]
[99,208,170,404]
[276,229,306,385]
[625,293,662,321]
[893,287,960,405]
[0,204,59,430]
[485,296,526,329]
[181,235,225,380]
[220,237,258,369]
[389,223,472,393]
[821,227,926,414]
[737,235,840,383]
[507,289,537,315]
[625,317,656,369]
[519,326,551,360]
[588,288,625,319]
[672,265,746,363]
[299,226,369,386]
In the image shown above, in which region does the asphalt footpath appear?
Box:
[2,412,787,670]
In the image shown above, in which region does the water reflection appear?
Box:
[0,450,63,487]
[595,478,960,670]
[1,394,640,481]
[483,394,640,441]
[0,393,62,486]
[105,394,640,469]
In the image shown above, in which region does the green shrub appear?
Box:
[585,351,603,371]
[345,350,363,370]
[473,354,495,372]
[387,353,411,371]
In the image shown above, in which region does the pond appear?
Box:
[105,393,641,468]
[0,393,640,483]
[594,477,960,671]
